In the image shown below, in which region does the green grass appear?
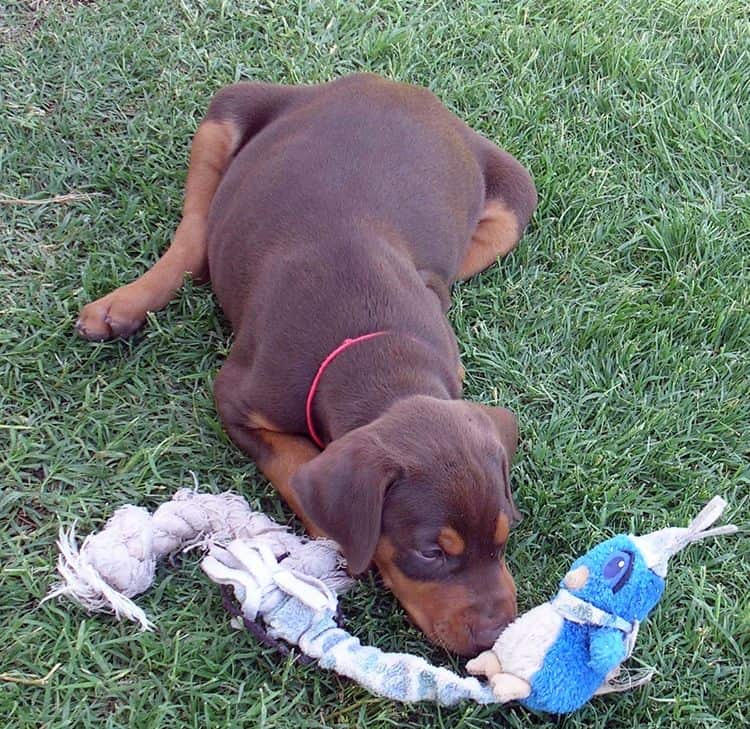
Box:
[1,0,748,726]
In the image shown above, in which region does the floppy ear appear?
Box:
[477,405,521,524]
[291,429,400,574]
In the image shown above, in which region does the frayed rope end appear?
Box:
[42,525,156,631]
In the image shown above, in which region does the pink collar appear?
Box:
[305,331,388,449]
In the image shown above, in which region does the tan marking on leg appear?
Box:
[457,199,522,280]
[255,430,325,537]
[76,120,240,340]
[246,410,281,431]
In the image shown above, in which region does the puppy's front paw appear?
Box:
[76,285,148,340]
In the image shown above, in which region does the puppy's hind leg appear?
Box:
[76,119,235,340]
[76,82,303,340]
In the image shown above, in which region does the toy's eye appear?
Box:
[602,550,633,593]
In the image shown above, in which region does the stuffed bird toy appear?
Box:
[466,496,738,713]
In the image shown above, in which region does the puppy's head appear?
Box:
[291,396,520,655]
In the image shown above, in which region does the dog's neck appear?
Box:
[310,331,459,445]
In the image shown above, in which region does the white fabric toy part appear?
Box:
[44,487,495,705]
[45,489,332,630]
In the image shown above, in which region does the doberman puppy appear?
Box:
[76,74,537,656]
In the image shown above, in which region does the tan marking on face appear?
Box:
[438,527,465,556]
[499,557,518,607]
[494,512,510,546]
[374,537,447,644]
[374,536,517,655]
[563,565,590,590]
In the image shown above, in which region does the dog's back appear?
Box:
[206,74,486,326]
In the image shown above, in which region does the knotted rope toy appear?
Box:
[44,487,495,705]
[44,490,737,711]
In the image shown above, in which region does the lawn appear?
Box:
[1,1,748,727]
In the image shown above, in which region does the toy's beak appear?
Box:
[631,497,737,577]
[631,527,694,577]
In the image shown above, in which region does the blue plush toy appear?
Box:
[466,496,738,713]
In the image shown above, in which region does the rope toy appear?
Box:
[44,489,737,712]
[44,487,494,705]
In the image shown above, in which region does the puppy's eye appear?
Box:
[415,547,445,563]
[602,550,633,593]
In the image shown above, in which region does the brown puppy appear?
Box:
[76,74,537,655]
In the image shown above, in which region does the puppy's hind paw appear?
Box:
[76,285,148,341]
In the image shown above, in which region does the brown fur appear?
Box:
[76,74,537,655]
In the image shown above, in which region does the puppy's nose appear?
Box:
[471,591,518,650]
[471,616,512,652]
